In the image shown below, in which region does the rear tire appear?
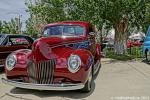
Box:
[146,51,150,62]
[81,68,93,93]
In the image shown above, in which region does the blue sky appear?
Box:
[0,0,28,23]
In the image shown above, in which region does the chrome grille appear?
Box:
[28,60,55,84]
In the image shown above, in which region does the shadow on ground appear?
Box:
[10,83,94,100]
[102,58,143,65]
[103,59,128,64]
[142,59,150,65]
[10,66,101,100]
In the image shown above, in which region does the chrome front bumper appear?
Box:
[2,78,84,91]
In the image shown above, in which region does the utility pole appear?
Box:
[18,14,22,34]
[7,12,22,34]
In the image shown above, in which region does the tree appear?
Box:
[142,2,150,33]
[0,17,22,34]
[104,0,149,54]
[25,0,67,37]
[25,0,150,54]
[25,0,109,41]
[67,0,149,54]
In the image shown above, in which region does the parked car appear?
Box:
[127,39,143,48]
[143,26,150,61]
[2,21,101,92]
[0,34,34,68]
[102,38,143,51]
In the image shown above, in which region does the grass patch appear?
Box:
[109,54,135,61]
[103,46,143,61]
[127,46,143,58]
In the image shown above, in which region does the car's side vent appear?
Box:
[28,59,55,84]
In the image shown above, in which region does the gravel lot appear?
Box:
[0,58,150,100]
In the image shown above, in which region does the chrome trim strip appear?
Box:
[2,78,84,91]
[0,51,12,54]
[51,59,55,83]
[50,40,90,49]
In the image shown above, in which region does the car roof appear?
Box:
[0,33,30,37]
[45,21,92,27]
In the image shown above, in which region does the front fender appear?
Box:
[71,49,94,83]
[53,48,94,84]
[5,49,32,79]
[72,49,94,69]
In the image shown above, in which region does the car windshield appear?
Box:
[43,25,85,37]
[0,35,5,45]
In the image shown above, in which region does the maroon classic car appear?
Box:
[0,34,34,68]
[2,21,101,92]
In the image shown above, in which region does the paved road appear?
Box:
[0,58,150,100]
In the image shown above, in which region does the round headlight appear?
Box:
[68,55,81,73]
[5,54,17,71]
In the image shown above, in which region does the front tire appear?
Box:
[81,68,93,92]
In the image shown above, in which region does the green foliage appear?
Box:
[66,0,149,30]
[25,0,68,37]
[25,17,39,38]
[128,46,143,58]
[0,0,148,49]
[0,17,22,34]
[109,54,135,61]
[104,46,143,60]
[142,3,150,33]
[66,0,104,29]
[67,0,149,54]
[25,0,150,41]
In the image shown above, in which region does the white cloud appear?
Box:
[0,0,29,21]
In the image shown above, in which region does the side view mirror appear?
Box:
[89,32,95,36]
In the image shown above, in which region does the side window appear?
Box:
[9,37,29,45]
[63,26,75,34]
[75,26,84,35]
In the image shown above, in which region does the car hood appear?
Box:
[32,36,86,61]
[33,37,85,47]
[35,36,86,46]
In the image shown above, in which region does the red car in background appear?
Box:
[101,39,143,51]
[2,21,101,92]
[127,39,143,48]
